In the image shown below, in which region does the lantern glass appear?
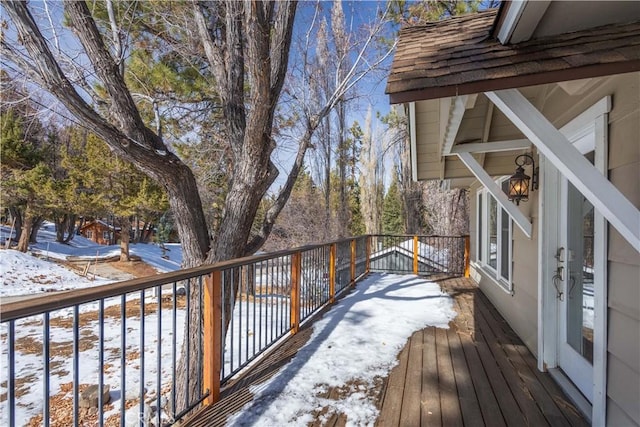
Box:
[508,166,530,205]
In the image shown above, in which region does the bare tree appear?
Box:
[296,0,393,239]
[423,181,469,235]
[1,0,396,413]
[382,107,426,234]
[358,106,384,234]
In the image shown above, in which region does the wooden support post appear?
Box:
[350,239,356,285]
[329,244,336,303]
[464,235,471,278]
[203,271,221,405]
[290,252,301,334]
[365,236,371,274]
[413,235,419,275]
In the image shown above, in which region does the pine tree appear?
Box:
[382,173,405,235]
[0,105,50,251]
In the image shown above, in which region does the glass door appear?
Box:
[558,178,595,402]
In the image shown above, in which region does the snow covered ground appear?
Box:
[0,223,187,425]
[0,223,182,298]
[1,224,458,426]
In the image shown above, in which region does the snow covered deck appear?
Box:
[183,277,588,426]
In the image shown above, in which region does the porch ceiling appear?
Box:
[411,87,544,181]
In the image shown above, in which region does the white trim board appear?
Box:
[497,0,526,43]
[485,89,640,252]
[449,138,531,154]
[408,102,418,182]
[442,95,469,156]
[457,152,532,237]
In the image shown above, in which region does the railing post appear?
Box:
[329,244,336,303]
[464,235,471,278]
[365,236,371,274]
[203,271,221,405]
[413,235,419,275]
[350,239,356,284]
[291,251,301,334]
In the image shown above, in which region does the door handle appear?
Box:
[552,266,564,300]
[555,247,565,263]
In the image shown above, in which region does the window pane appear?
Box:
[501,208,510,280]
[488,195,497,269]
[478,193,483,262]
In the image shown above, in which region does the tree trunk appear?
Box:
[64,214,77,243]
[54,213,76,243]
[133,215,141,243]
[55,214,65,243]
[16,208,33,252]
[9,206,23,244]
[29,217,43,243]
[119,216,131,261]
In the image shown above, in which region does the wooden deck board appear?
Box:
[436,327,463,427]
[185,277,588,427]
[453,286,526,426]
[377,334,410,427]
[450,288,506,427]
[420,327,441,427]
[447,327,484,427]
[399,331,423,427]
[477,291,588,427]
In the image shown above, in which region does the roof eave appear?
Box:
[388,60,640,104]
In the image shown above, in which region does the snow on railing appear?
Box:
[0,234,468,426]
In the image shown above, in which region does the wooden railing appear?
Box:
[0,234,469,426]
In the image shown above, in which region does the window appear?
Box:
[476,178,512,289]
[86,231,93,239]
[477,192,483,262]
[103,231,110,241]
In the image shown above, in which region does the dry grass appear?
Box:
[16,295,186,333]
[111,260,160,278]
[26,382,120,427]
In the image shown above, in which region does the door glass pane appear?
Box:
[501,208,510,280]
[488,195,497,269]
[500,180,510,280]
[478,194,483,262]
[566,181,594,364]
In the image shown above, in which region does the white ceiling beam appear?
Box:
[449,139,531,154]
[486,89,640,252]
[478,102,494,167]
[441,95,468,156]
[457,152,533,237]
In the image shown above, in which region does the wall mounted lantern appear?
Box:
[508,154,538,205]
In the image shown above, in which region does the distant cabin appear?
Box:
[80,220,121,245]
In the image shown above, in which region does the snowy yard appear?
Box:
[1,225,458,426]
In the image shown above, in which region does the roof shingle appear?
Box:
[386,9,640,103]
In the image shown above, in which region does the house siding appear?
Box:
[605,74,640,425]
[469,183,540,356]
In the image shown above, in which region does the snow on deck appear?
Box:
[226,273,457,426]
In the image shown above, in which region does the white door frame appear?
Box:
[538,99,609,424]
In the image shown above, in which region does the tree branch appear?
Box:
[64,0,167,152]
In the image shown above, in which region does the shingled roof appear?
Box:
[386,9,640,103]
